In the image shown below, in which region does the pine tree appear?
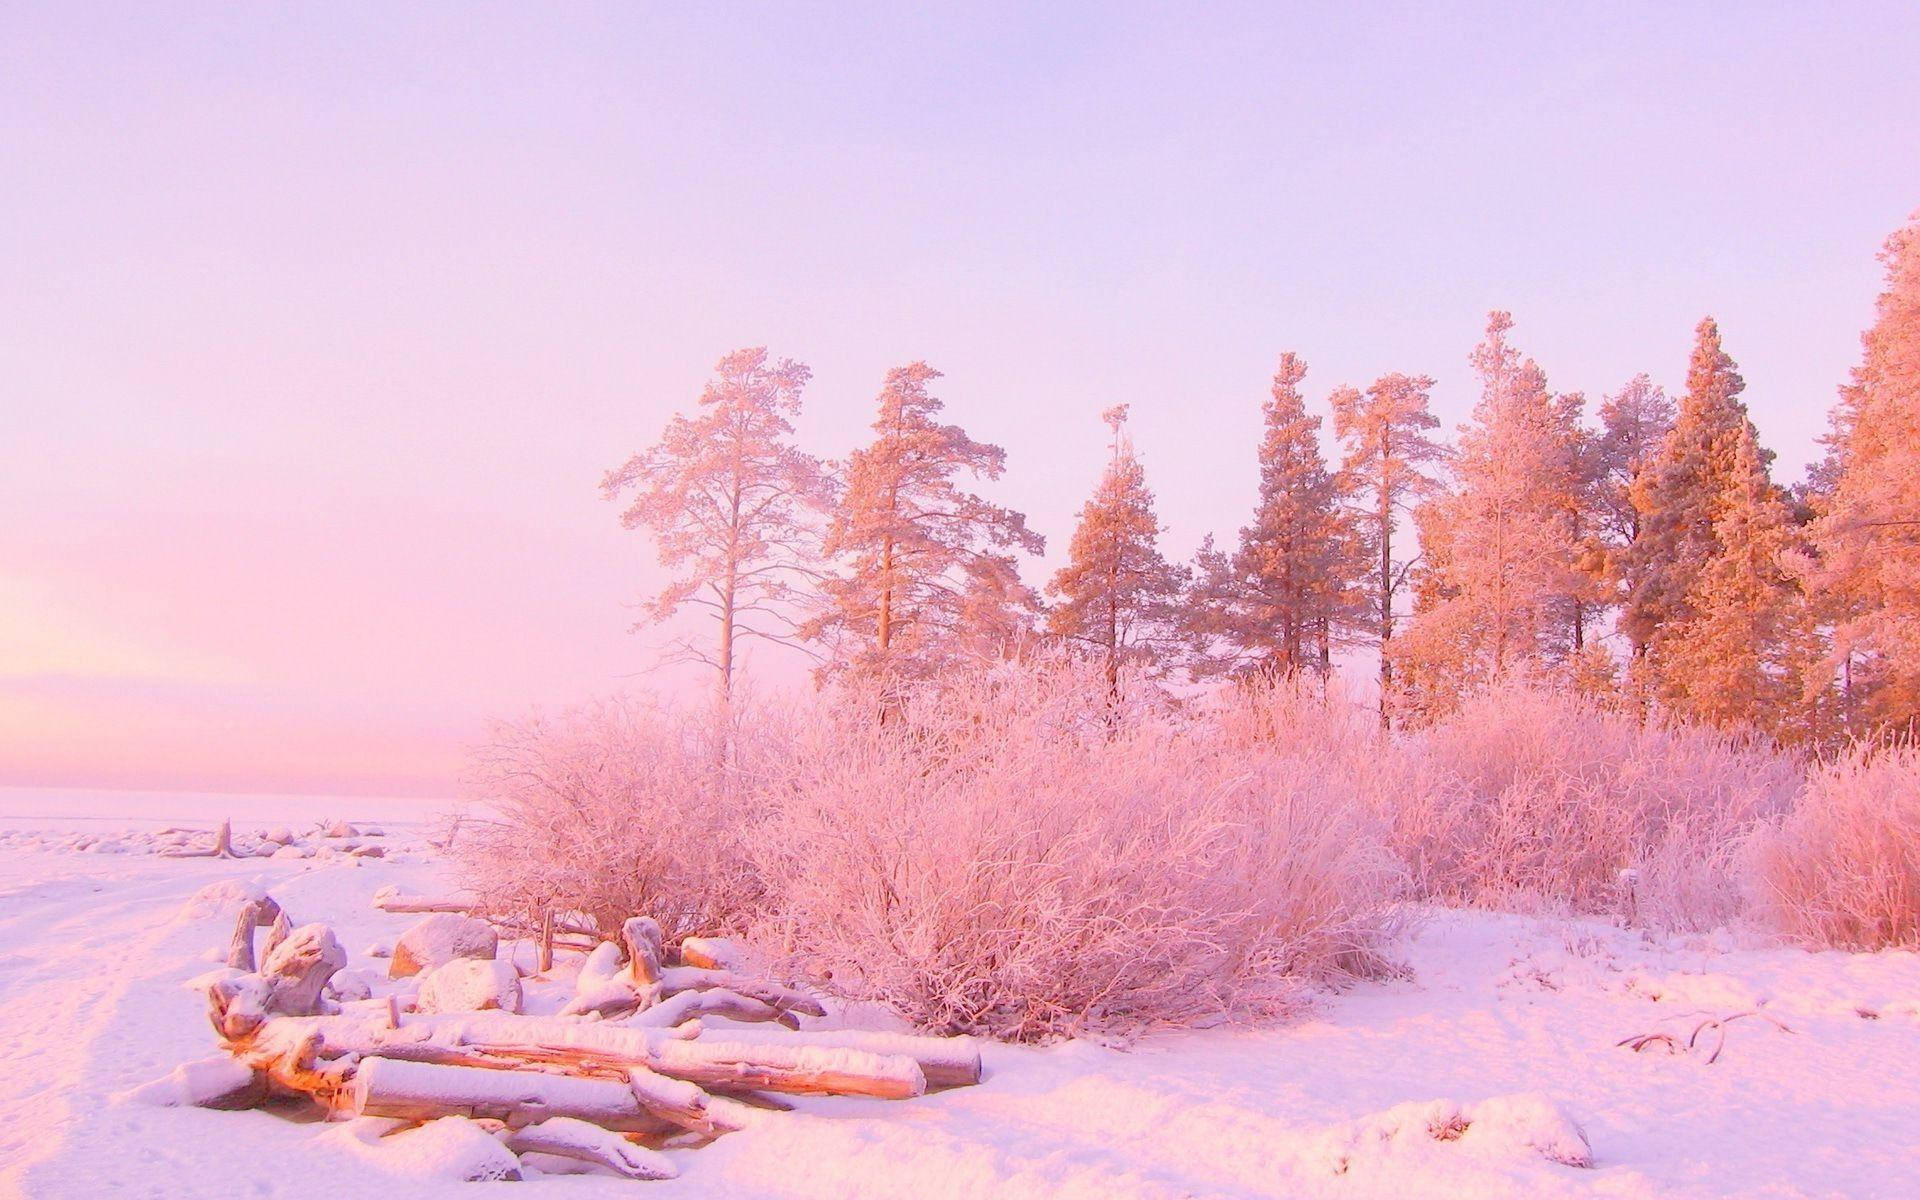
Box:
[601,347,832,701]
[1594,374,1676,656]
[806,362,1044,680]
[1191,353,1358,678]
[1046,406,1189,691]
[1330,371,1446,720]
[1624,317,1769,695]
[1805,211,1920,732]
[1657,425,1813,736]
[1394,313,1586,714]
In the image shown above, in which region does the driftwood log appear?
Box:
[181,896,981,1181]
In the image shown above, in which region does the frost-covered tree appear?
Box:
[806,362,1044,680]
[1331,371,1446,720]
[1804,211,1920,733]
[601,347,832,700]
[1624,318,1770,696]
[1191,353,1358,678]
[1046,406,1189,691]
[1594,374,1676,656]
[1395,313,1586,714]
[1657,424,1813,737]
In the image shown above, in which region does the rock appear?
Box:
[330,968,375,1002]
[325,821,359,839]
[263,827,295,845]
[416,957,523,1014]
[390,913,498,979]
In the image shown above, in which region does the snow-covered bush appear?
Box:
[456,696,773,940]
[1390,686,1798,928]
[752,660,1404,1042]
[1748,745,1920,949]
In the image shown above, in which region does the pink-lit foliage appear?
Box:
[457,696,778,941]
[1748,745,1920,949]
[457,663,1920,1041]
[751,661,1405,1041]
[1390,686,1800,929]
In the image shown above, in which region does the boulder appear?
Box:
[390,913,498,979]
[416,957,523,1014]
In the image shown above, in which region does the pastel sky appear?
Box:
[4,3,1917,798]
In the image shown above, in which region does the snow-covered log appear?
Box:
[350,1058,673,1134]
[656,966,826,1018]
[370,885,473,914]
[647,1038,925,1099]
[225,894,286,972]
[503,1117,679,1180]
[240,1012,924,1099]
[209,924,347,1039]
[695,1027,982,1088]
[625,1065,729,1136]
[163,818,238,859]
[622,916,664,986]
[677,936,752,973]
[118,1055,267,1110]
[630,986,798,1030]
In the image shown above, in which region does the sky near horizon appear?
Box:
[3,3,1918,797]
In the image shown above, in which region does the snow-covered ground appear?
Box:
[2,793,1917,1198]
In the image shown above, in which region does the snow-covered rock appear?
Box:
[390,913,497,979]
[416,957,522,1014]
[325,1116,522,1182]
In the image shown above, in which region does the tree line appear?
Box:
[603,211,1920,743]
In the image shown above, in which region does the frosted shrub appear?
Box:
[456,697,771,941]
[754,661,1403,1042]
[1749,746,1920,949]
[1394,686,1798,928]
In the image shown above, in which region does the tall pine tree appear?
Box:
[1190,353,1359,678]
[806,362,1044,680]
[601,347,833,701]
[1395,313,1587,714]
[1046,406,1188,691]
[1624,317,1770,698]
[1331,371,1446,721]
[1804,211,1920,733]
[1594,373,1677,658]
[1658,425,1813,737]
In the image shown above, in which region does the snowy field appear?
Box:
[1,792,1917,1199]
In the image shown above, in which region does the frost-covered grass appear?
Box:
[1748,744,1920,950]
[1393,686,1800,929]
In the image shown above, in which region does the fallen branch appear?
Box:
[1617,1009,1794,1064]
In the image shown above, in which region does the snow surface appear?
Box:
[2,794,1918,1198]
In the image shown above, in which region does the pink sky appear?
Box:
[4,4,1918,797]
